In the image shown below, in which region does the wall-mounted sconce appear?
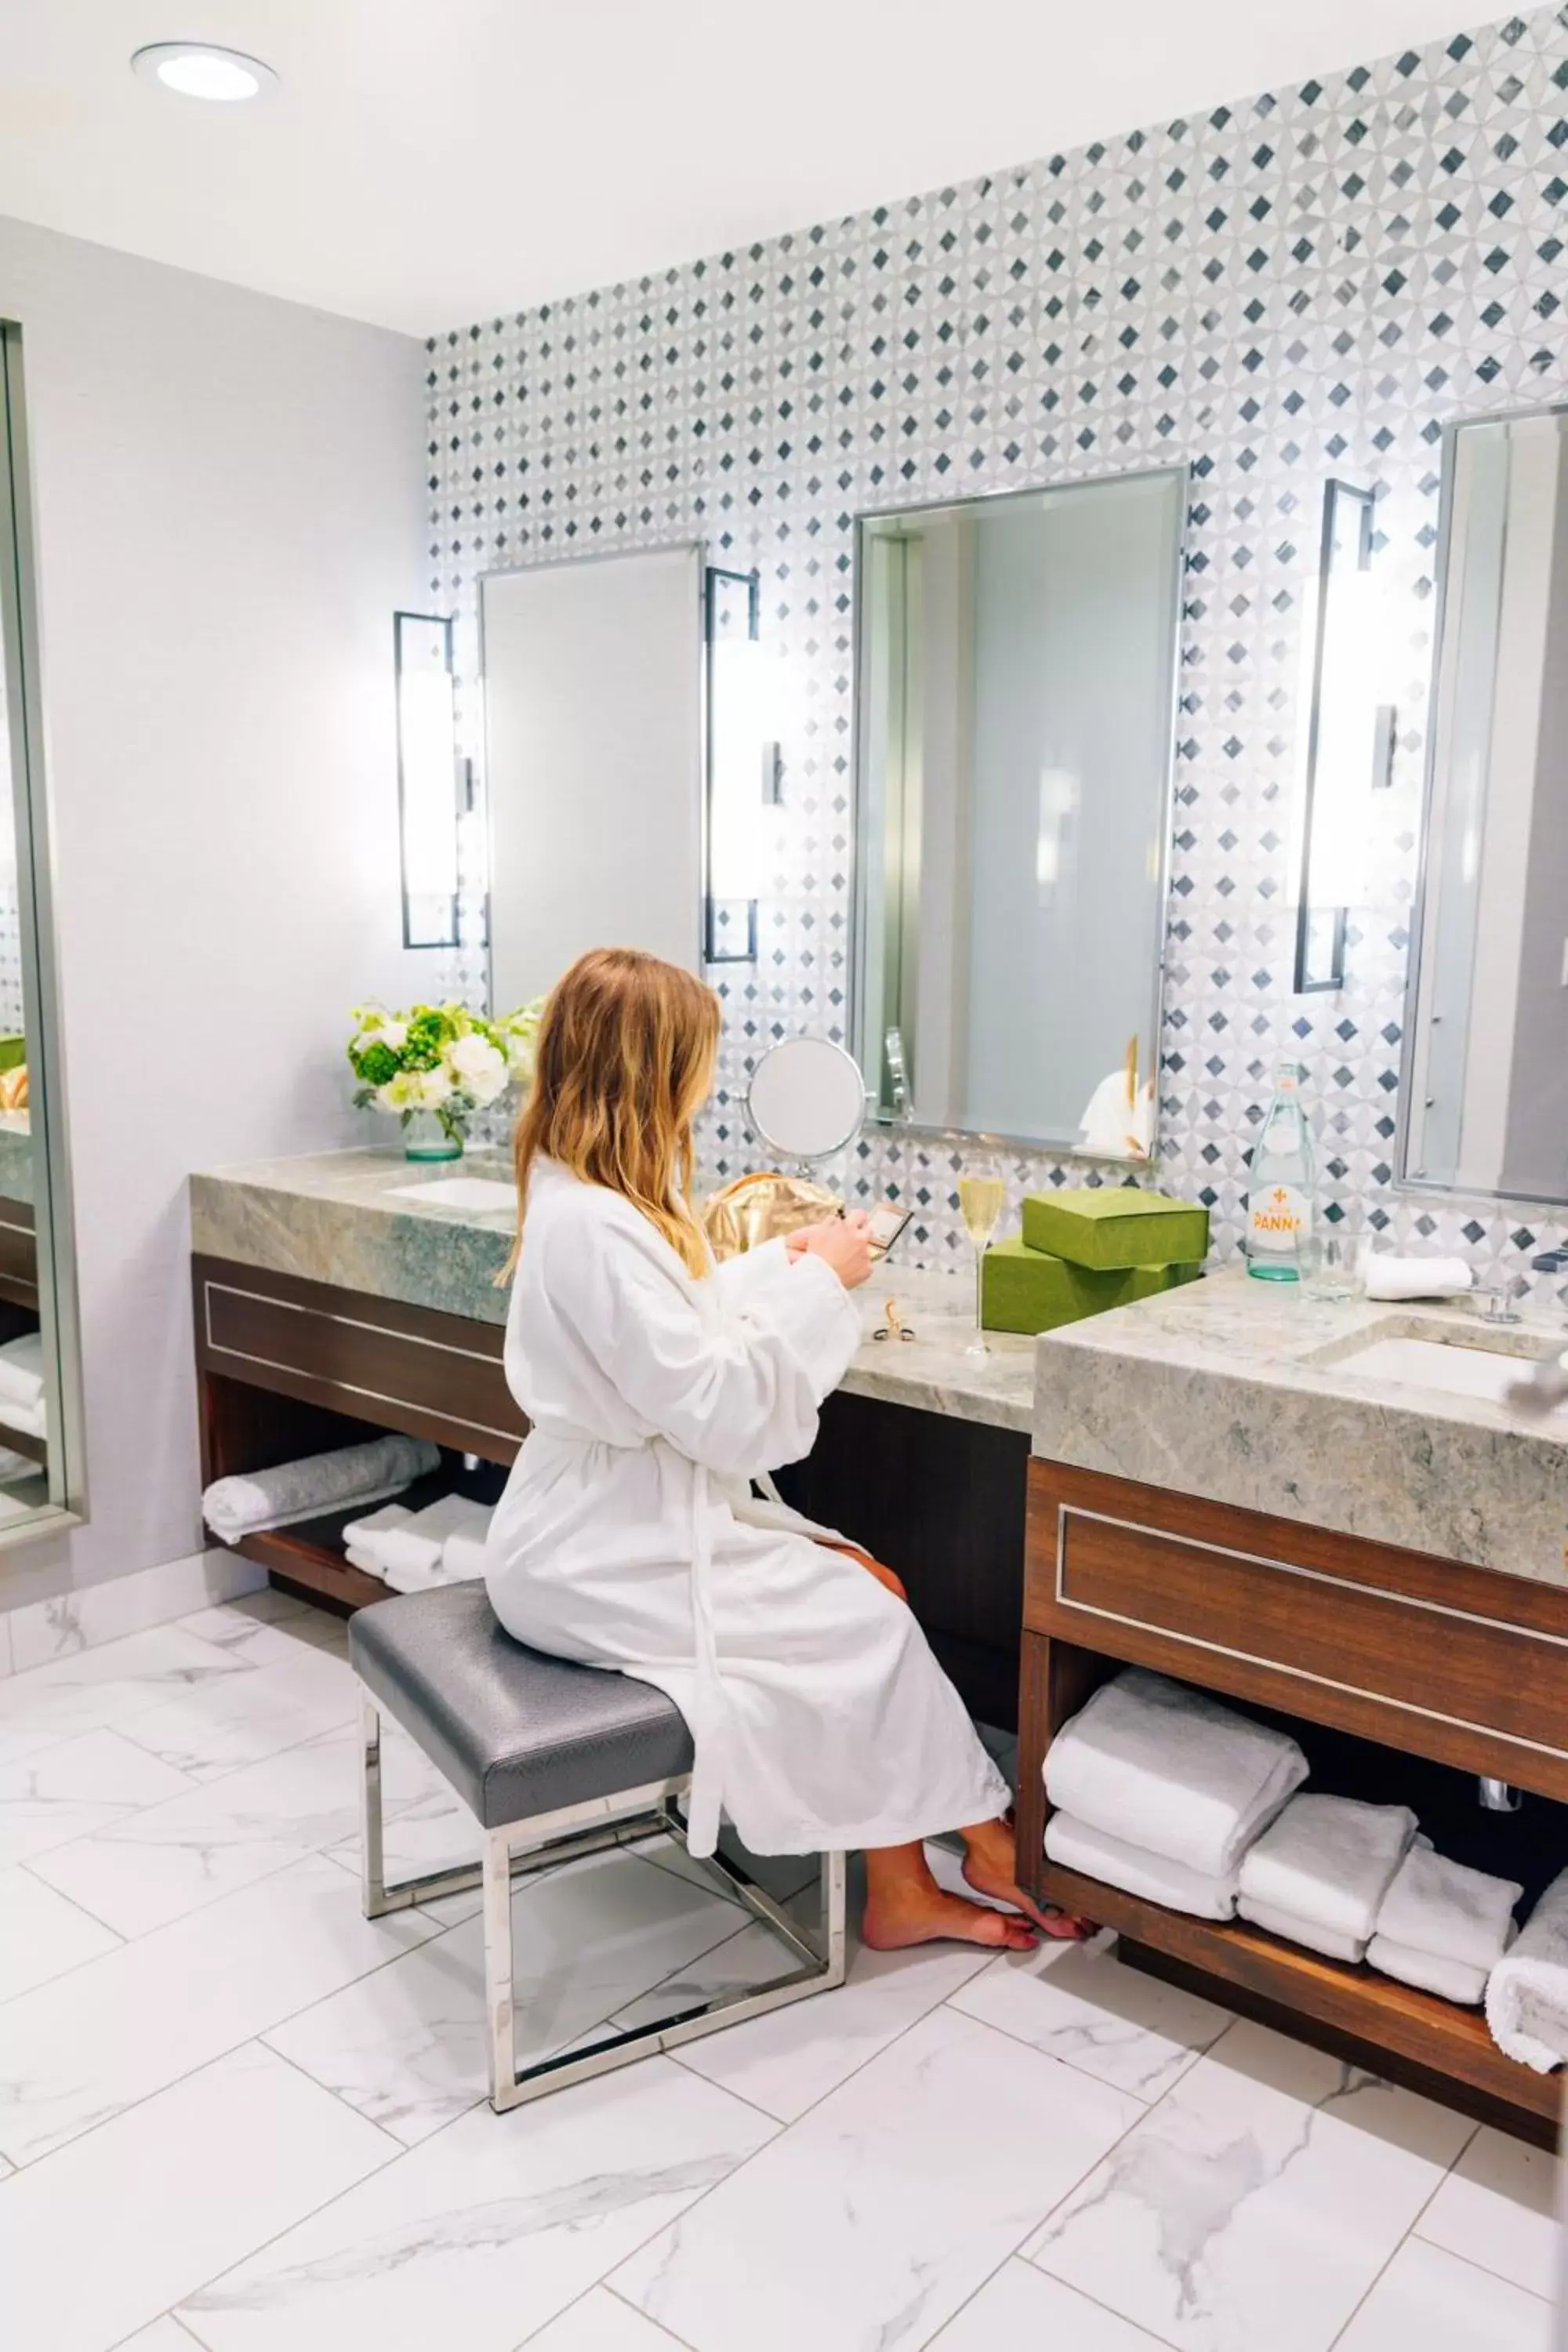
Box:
[394,610,462,950]
[1294,481,1392,993]
[704,565,780,965]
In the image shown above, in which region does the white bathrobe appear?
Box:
[486,1158,1009,1857]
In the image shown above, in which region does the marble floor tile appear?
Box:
[637,1824,823,1907]
[0,1725,197,1869]
[1415,2125,1559,2301]
[0,1623,253,1766]
[114,1642,358,1783]
[666,1921,994,2124]
[0,1850,460,2167]
[115,2321,209,2350]
[1023,2019,1475,2352]
[0,1864,120,2002]
[175,2056,775,2351]
[27,1719,432,1938]
[267,1846,748,2147]
[930,2260,1167,2347]
[176,1588,322,1658]
[1,2041,394,2352]
[948,1936,1233,2103]
[523,2286,692,2349]
[1334,2238,1551,2351]
[612,2005,1143,2352]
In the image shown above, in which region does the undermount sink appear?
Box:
[1311,1322,1562,1410]
[386,1174,517,1215]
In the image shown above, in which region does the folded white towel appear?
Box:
[441,1526,492,1584]
[0,1398,45,1440]
[0,1443,37,1482]
[341,1504,416,1584]
[1045,1810,1238,1922]
[375,1493,495,1585]
[0,1330,44,1408]
[1239,1795,1417,1947]
[1238,1896,1368,1964]
[1044,1668,1308,1880]
[1376,1839,1521,1975]
[201,1436,440,1544]
[1486,1869,1568,2072]
[1367,1933,1491,2007]
[1361,1254,1474,1301]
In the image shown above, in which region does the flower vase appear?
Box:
[403,1109,464,1163]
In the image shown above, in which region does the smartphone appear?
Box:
[866,1201,913,1255]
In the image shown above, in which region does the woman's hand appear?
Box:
[789,1212,872,1290]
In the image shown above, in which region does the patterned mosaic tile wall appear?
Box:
[426,2,1568,1299]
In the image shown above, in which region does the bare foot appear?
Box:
[862,1878,1037,1953]
[961,1817,1094,1942]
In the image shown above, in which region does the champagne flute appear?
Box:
[957,1152,1006,1357]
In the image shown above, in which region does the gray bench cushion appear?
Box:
[349,1584,694,1829]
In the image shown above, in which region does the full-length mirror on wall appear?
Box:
[1401,403,1568,1205]
[853,469,1185,1156]
[0,326,82,1537]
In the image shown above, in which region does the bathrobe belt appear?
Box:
[524,1418,728,1857]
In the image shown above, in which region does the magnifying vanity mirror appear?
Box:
[1400,401,1568,1205]
[745,1036,866,1174]
[852,466,1185,1158]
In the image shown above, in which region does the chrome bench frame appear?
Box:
[358,1690,848,2114]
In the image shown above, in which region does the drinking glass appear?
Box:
[957,1153,1006,1357]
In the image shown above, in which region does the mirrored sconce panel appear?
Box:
[1294,480,1396,994]
[1401,403,1568,1203]
[853,468,1185,1156]
[703,564,779,967]
[394,611,462,951]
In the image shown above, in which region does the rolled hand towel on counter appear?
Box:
[201,1435,441,1544]
[1366,1935,1495,2008]
[376,1494,495,1593]
[1239,1897,1367,1965]
[1045,1811,1238,1922]
[343,1503,416,1581]
[1045,1668,1308,1879]
[1375,1838,1522,1976]
[1361,1254,1474,1302]
[1237,1795,1417,1959]
[1486,1869,1568,2071]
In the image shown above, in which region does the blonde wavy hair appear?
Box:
[504,947,721,1281]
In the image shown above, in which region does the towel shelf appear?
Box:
[1019,1456,1568,2147]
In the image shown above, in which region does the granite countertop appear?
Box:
[1034,1265,1568,1584]
[190,1149,1034,1433]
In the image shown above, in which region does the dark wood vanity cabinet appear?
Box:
[1018,1457,1568,2145]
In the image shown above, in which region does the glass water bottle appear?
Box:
[1246,1063,1315,1283]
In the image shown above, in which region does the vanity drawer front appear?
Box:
[194,1255,526,1462]
[1027,1461,1568,1797]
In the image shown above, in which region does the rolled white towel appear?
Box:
[1239,1795,1417,1948]
[0,1330,44,1409]
[1376,1839,1521,1975]
[1486,1869,1568,2072]
[1367,1933,1493,2008]
[1045,1810,1238,1922]
[1044,1668,1308,1880]
[201,1436,440,1544]
[1238,1896,1368,1965]
[376,1492,495,1585]
[1361,1254,1474,1301]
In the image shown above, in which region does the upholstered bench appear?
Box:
[349,1583,847,2112]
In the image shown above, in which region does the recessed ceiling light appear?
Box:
[131,42,278,103]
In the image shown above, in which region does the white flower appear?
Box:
[445,1033,507,1105]
[379,1020,408,1053]
[412,1065,455,1109]
[376,1073,416,1112]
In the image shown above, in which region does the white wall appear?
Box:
[0,214,427,1613]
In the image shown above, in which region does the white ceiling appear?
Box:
[0,0,1497,336]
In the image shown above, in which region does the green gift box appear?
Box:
[981,1237,1199,1335]
[1019,1186,1210,1272]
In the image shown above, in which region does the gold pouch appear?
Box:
[700,1171,894,1264]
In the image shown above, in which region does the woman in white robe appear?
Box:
[487,948,1083,1950]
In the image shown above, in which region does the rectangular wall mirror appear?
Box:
[1401,402,1568,1204]
[853,468,1185,1155]
[0,325,82,1537]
